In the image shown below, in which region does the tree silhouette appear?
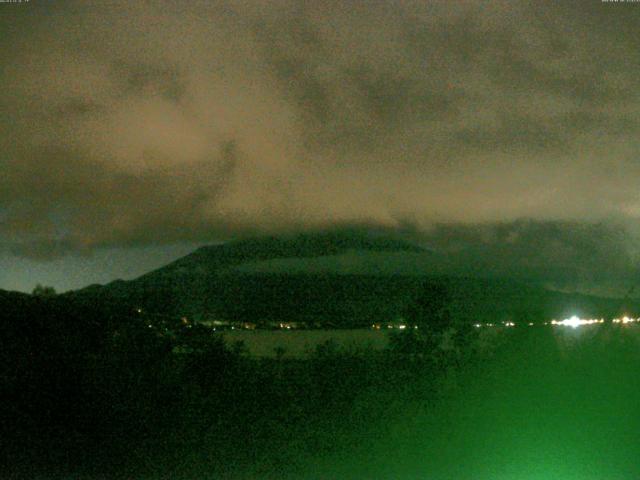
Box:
[32,284,57,298]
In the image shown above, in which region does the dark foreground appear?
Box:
[309,325,640,480]
[4,301,640,479]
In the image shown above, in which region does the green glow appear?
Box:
[304,327,640,480]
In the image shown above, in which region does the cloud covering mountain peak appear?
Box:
[2,0,640,260]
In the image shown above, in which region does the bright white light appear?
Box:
[552,316,601,328]
[562,316,582,328]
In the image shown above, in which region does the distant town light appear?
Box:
[613,316,636,324]
[552,316,602,328]
[564,316,582,328]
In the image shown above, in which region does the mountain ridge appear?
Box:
[63,231,637,327]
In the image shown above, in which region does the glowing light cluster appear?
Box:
[611,316,640,325]
[550,316,605,328]
[378,315,638,330]
[473,316,610,329]
[474,321,515,328]
[371,323,418,330]
[612,316,638,324]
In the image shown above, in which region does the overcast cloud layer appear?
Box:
[2,0,640,268]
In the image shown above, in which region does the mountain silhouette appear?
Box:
[63,229,635,327]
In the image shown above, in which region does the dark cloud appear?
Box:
[116,62,187,103]
[415,219,640,297]
[1,0,640,273]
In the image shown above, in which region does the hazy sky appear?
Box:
[2,0,640,292]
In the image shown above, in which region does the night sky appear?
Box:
[2,0,640,293]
